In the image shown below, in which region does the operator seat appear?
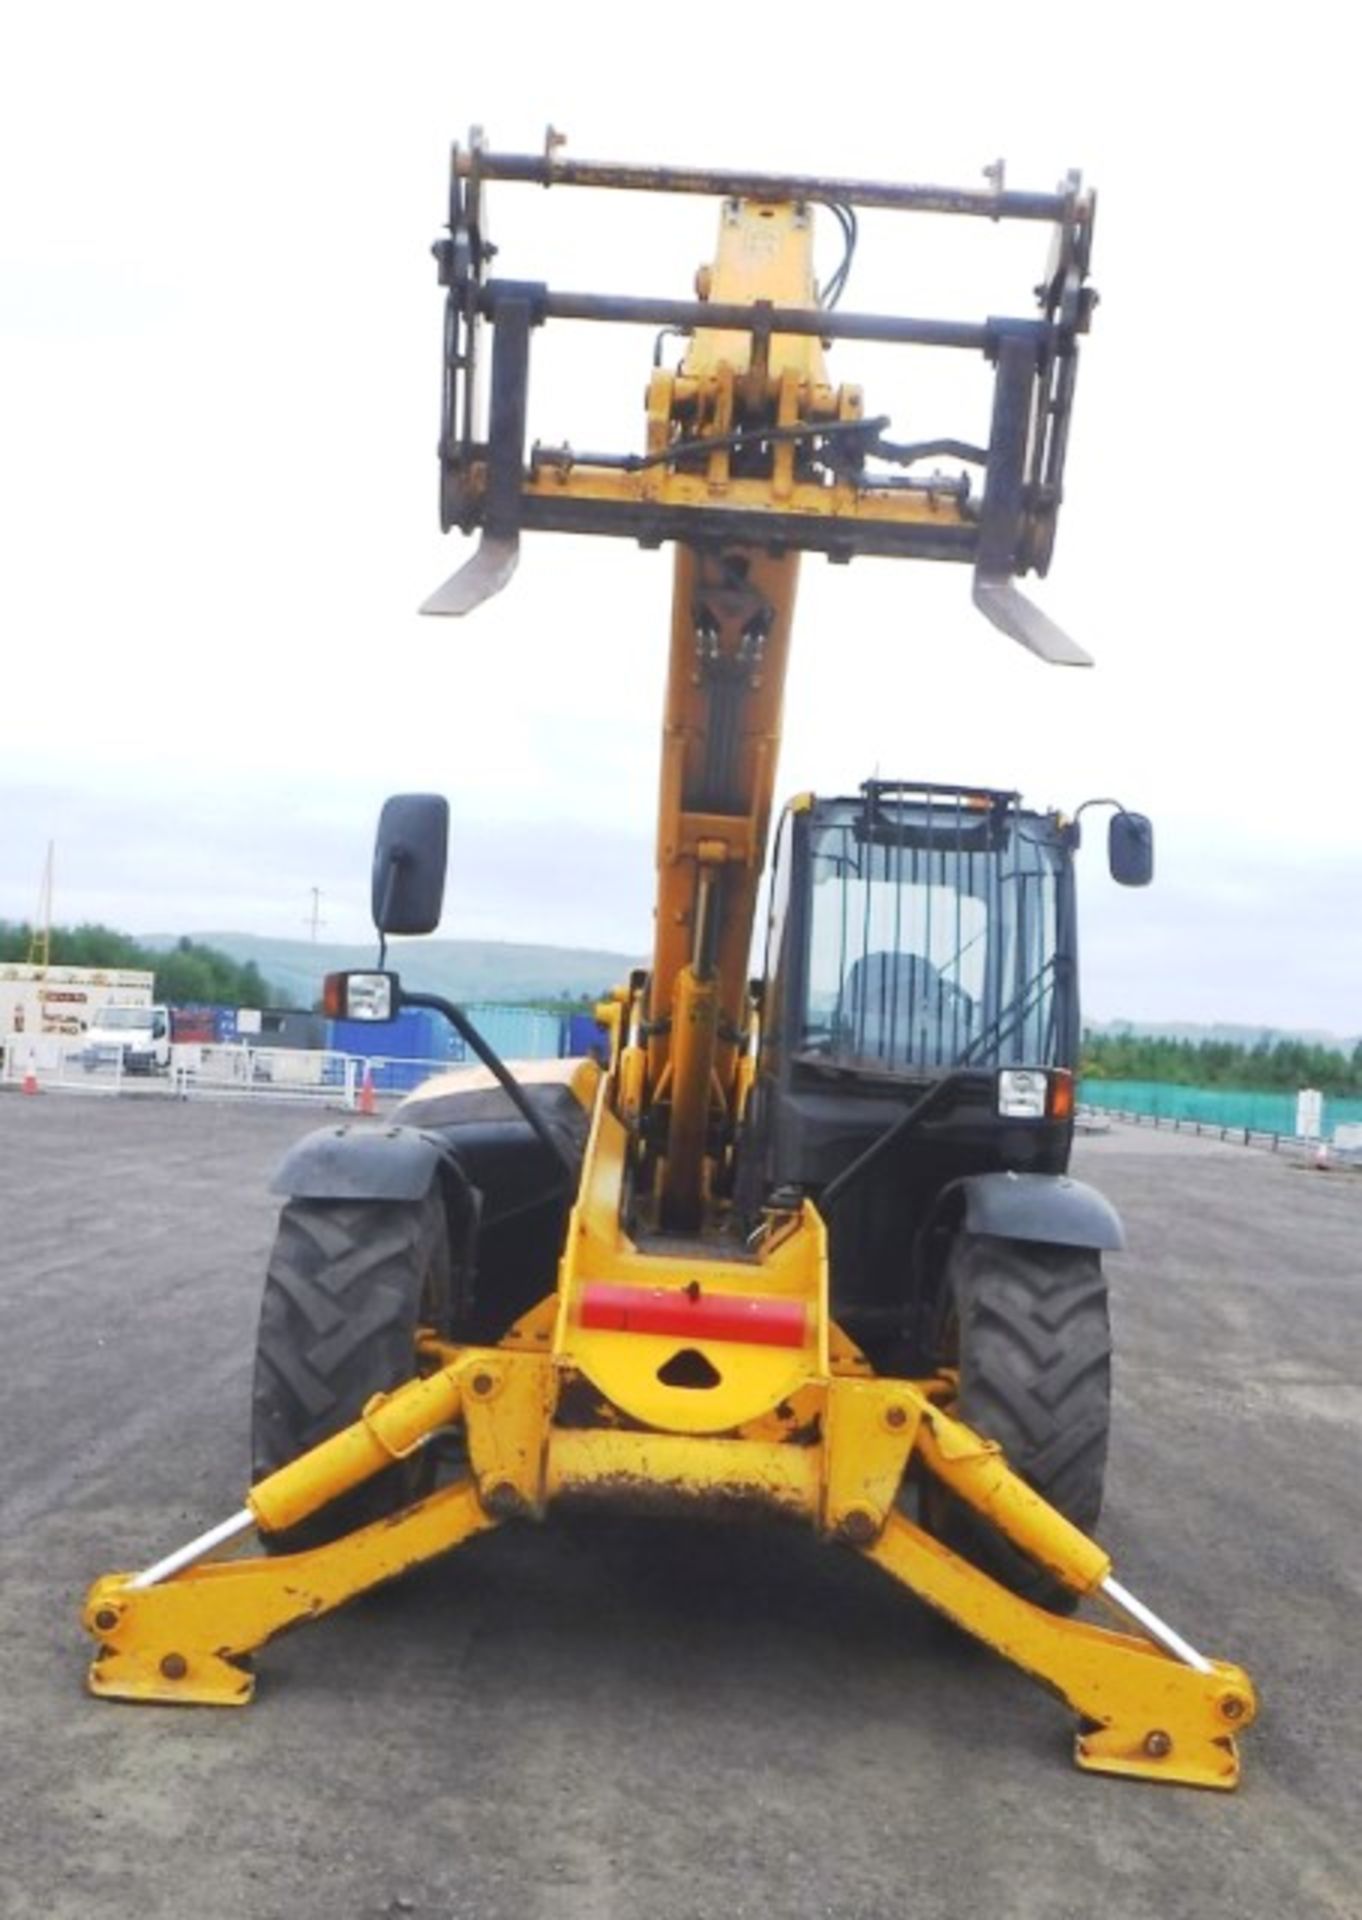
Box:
[834,950,972,1069]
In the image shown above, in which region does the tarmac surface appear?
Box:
[0,1092,1358,1920]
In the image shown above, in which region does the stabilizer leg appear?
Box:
[862,1511,1255,1789]
[85,1477,497,1705]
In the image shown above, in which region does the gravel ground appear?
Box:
[0,1093,1358,1920]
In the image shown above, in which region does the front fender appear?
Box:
[954,1170,1125,1252]
[271,1123,454,1203]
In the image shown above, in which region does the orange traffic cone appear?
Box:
[21,1056,40,1095]
[358,1062,377,1116]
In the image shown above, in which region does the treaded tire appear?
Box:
[251,1191,451,1552]
[929,1232,1111,1614]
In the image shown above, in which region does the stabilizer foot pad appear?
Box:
[88,1644,255,1707]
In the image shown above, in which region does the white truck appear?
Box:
[81,1001,173,1075]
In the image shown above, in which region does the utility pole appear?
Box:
[28,842,54,972]
[304,887,327,944]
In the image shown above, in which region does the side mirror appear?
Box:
[371,794,449,935]
[1109,811,1154,887]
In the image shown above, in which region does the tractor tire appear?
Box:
[927,1232,1111,1614]
[250,1190,451,1552]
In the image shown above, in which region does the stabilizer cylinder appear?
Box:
[248,1367,464,1536]
[916,1405,1111,1594]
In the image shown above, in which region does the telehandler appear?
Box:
[84,134,1256,1787]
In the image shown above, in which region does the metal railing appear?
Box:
[1078,1102,1292,1152]
[1,1037,469,1110]
[1,1034,147,1096]
[1077,1103,1362,1162]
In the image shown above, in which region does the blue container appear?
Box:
[328,1004,569,1098]
[565,1011,610,1059]
[327,1006,455,1096]
[327,1006,445,1060]
[468,1005,562,1061]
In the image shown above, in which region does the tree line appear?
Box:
[0,921,277,1009]
[1082,1030,1362,1096]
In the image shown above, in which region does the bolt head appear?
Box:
[1144,1730,1173,1759]
[93,1607,120,1634]
[470,1371,495,1397]
[160,1653,188,1681]
[1220,1694,1247,1723]
[481,1480,525,1519]
[837,1506,880,1548]
[884,1404,908,1430]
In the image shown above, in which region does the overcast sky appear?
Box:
[2,4,1357,1034]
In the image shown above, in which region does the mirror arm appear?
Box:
[1072,795,1130,827]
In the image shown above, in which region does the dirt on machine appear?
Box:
[83,133,1256,1789]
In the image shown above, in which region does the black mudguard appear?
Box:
[954,1170,1125,1252]
[271,1123,458,1203]
[270,1084,591,1341]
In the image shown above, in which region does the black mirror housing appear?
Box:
[1108,811,1154,887]
[371,794,449,934]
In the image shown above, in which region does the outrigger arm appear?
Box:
[84,1326,1254,1788]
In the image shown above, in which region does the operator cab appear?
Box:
[799,783,1076,1076]
[738,780,1145,1363]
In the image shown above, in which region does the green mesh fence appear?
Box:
[1079,1079,1362,1137]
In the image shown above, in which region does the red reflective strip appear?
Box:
[580,1281,806,1349]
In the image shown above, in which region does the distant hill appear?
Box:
[143,932,641,1008]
